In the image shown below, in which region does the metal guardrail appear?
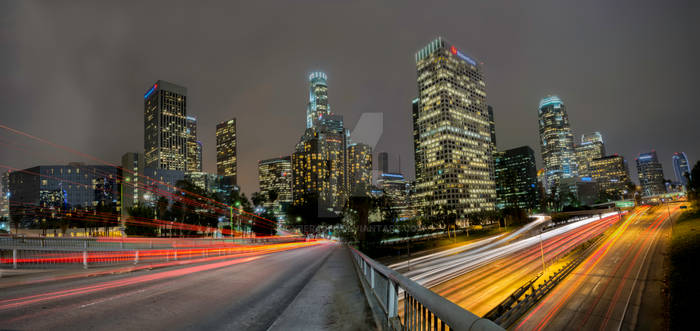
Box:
[350,247,503,331]
[0,236,305,270]
[491,233,606,328]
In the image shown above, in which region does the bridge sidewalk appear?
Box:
[268,244,378,331]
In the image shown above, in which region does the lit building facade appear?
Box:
[347,143,373,196]
[377,173,414,220]
[558,177,598,207]
[144,80,188,171]
[216,118,237,184]
[186,116,202,173]
[120,152,184,213]
[487,105,497,147]
[575,132,605,177]
[636,151,666,196]
[258,156,293,221]
[538,95,577,195]
[413,37,496,218]
[1,171,10,219]
[494,146,539,210]
[306,72,330,129]
[590,155,631,199]
[293,73,348,217]
[9,164,119,227]
[672,152,691,187]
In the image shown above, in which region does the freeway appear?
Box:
[0,240,364,330]
[514,205,678,331]
[390,211,629,317]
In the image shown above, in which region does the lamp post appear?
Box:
[229,206,234,239]
[539,228,546,276]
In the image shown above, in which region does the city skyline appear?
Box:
[1,1,697,196]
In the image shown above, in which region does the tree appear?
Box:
[125,204,158,236]
[687,161,700,203]
[251,192,266,207]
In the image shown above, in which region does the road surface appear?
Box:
[389,212,624,317]
[0,241,371,330]
[514,205,677,330]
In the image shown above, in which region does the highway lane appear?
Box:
[515,205,678,331]
[393,212,623,290]
[388,215,549,272]
[0,241,339,330]
[426,210,633,317]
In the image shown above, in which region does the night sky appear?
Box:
[1,1,698,196]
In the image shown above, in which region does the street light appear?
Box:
[539,228,546,276]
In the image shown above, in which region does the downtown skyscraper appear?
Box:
[412,37,496,217]
[575,132,605,178]
[144,80,188,171]
[216,118,237,185]
[186,116,202,173]
[672,152,691,187]
[494,146,539,210]
[538,95,577,196]
[258,156,293,221]
[292,72,348,217]
[636,151,665,196]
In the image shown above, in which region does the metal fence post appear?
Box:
[387,280,397,318]
[83,250,88,269]
[174,250,177,260]
[13,248,17,269]
[134,250,139,264]
[370,266,375,289]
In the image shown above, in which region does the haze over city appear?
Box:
[2,0,697,196]
[1,1,698,331]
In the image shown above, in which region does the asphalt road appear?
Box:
[0,241,346,331]
[430,212,622,317]
[514,205,678,331]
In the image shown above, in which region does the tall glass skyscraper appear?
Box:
[185,116,202,173]
[293,72,348,217]
[144,80,188,171]
[306,72,330,129]
[216,118,237,184]
[672,152,691,187]
[636,151,665,196]
[258,156,293,222]
[538,95,577,195]
[347,143,373,196]
[494,146,538,210]
[413,37,496,217]
[575,132,605,178]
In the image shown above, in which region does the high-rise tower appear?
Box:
[575,132,605,178]
[216,118,237,184]
[144,80,188,171]
[293,72,348,217]
[636,151,665,196]
[413,37,496,217]
[672,152,691,187]
[185,116,202,173]
[306,72,330,129]
[538,95,577,195]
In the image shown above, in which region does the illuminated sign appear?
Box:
[581,177,592,182]
[638,155,653,160]
[309,72,327,81]
[615,200,635,208]
[144,83,158,99]
[449,46,477,66]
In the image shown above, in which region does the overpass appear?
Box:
[0,236,502,330]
